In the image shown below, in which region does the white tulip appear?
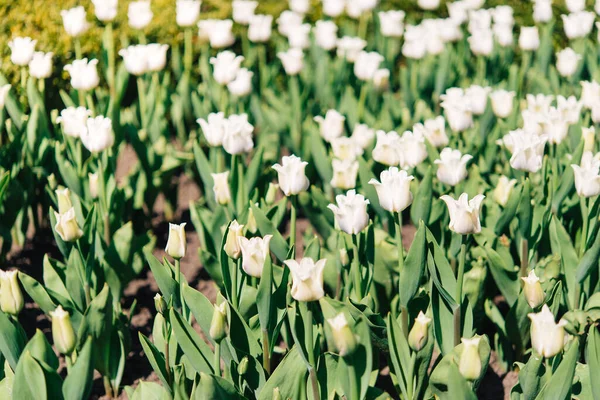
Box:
[128,1,153,29]
[224,220,244,259]
[351,124,375,149]
[210,51,244,85]
[346,0,378,19]
[566,0,586,13]
[506,130,547,173]
[0,85,11,110]
[373,130,401,166]
[227,68,254,97]
[580,81,600,109]
[328,190,370,235]
[557,95,583,124]
[64,59,100,91]
[378,10,405,37]
[327,313,358,357]
[468,9,492,33]
[204,19,235,48]
[368,167,413,213]
[81,116,114,153]
[336,36,367,62]
[54,208,83,242]
[418,0,440,10]
[354,51,384,81]
[278,48,304,75]
[562,12,595,39]
[597,0,600,14]
[493,25,514,47]
[290,0,310,14]
[146,43,169,72]
[441,93,473,132]
[119,45,149,76]
[493,176,517,207]
[521,270,545,309]
[528,304,567,358]
[414,116,448,148]
[238,235,272,277]
[468,28,494,56]
[572,151,600,198]
[0,271,25,317]
[29,52,53,79]
[490,89,516,119]
[212,171,232,205]
[438,18,463,43]
[89,172,99,199]
[61,6,90,37]
[492,5,514,26]
[8,37,36,66]
[526,93,554,114]
[402,32,427,59]
[399,130,428,169]
[440,193,485,235]
[459,337,483,381]
[519,26,540,51]
[284,258,326,302]
[372,68,389,90]
[232,0,257,25]
[465,85,491,115]
[313,20,338,51]
[593,102,600,124]
[222,114,254,155]
[57,107,92,138]
[331,137,363,161]
[533,0,553,23]
[434,148,473,186]
[314,110,346,143]
[277,11,303,37]
[582,126,596,151]
[248,14,272,42]
[287,23,312,49]
[165,223,187,259]
[323,0,345,17]
[447,1,469,24]
[197,112,226,147]
[92,0,118,22]
[331,159,359,190]
[272,155,310,196]
[556,48,581,78]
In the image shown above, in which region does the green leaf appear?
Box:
[549,216,579,307]
[257,252,273,333]
[145,251,179,308]
[257,346,307,400]
[0,310,26,370]
[518,179,532,239]
[535,339,579,400]
[18,272,57,313]
[23,330,58,371]
[183,286,215,341]
[399,220,426,308]
[128,381,170,400]
[197,372,244,399]
[169,308,214,375]
[495,184,521,235]
[12,352,49,400]
[63,336,94,400]
[576,230,600,283]
[484,246,519,307]
[138,333,171,394]
[410,166,433,226]
[251,203,289,261]
[586,326,600,400]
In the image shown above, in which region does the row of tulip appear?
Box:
[1,0,600,399]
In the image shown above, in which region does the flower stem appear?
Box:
[352,234,363,300]
[290,196,297,256]
[74,37,82,60]
[137,76,147,129]
[520,238,529,278]
[213,342,221,376]
[300,302,320,400]
[262,329,271,375]
[348,359,360,400]
[106,23,116,100]
[454,237,467,346]
[103,376,114,399]
[580,197,589,257]
[184,28,193,73]
[357,84,368,121]
[76,240,91,306]
[232,258,240,308]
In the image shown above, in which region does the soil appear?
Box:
[6,147,517,399]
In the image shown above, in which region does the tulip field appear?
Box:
[3,0,600,399]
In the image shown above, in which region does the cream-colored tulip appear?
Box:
[272,155,309,196]
[212,171,232,205]
[528,304,567,358]
[434,148,473,186]
[582,126,595,152]
[440,193,485,235]
[330,159,359,190]
[572,151,600,198]
[50,306,76,354]
[0,270,24,316]
[328,190,370,235]
[54,208,83,242]
[238,235,272,277]
[284,258,326,302]
[327,313,357,357]
[56,188,73,214]
[458,336,482,381]
[210,301,228,342]
[165,223,187,259]
[408,311,431,352]
[224,220,244,259]
[369,167,413,213]
[521,270,545,309]
[493,176,517,207]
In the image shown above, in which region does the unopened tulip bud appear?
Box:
[210,302,228,342]
[528,304,567,358]
[56,188,73,214]
[408,311,431,352]
[88,172,99,199]
[212,172,232,205]
[458,336,482,381]
[327,313,357,357]
[339,248,349,266]
[47,174,58,190]
[0,270,24,316]
[493,176,517,207]
[50,306,76,355]
[224,220,244,259]
[265,183,279,205]
[54,208,83,242]
[582,127,596,152]
[272,388,282,400]
[237,356,249,375]
[521,270,545,309]
[165,223,187,259]
[246,206,258,234]
[154,293,167,315]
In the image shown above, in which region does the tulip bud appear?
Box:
[47,173,58,190]
[0,270,24,316]
[237,356,249,375]
[54,208,83,242]
[327,313,357,357]
[339,248,349,266]
[493,176,517,207]
[272,388,282,400]
[265,183,279,205]
[408,311,431,352]
[521,270,545,309]
[154,293,167,315]
[165,223,187,260]
[56,188,73,214]
[458,337,482,381]
[284,258,326,302]
[60,6,90,37]
[50,306,76,355]
[224,220,244,259]
[528,304,567,358]
[88,172,99,199]
[238,235,272,277]
[212,172,232,205]
[582,127,596,152]
[210,302,228,342]
[246,206,258,234]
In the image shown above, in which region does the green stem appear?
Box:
[396,212,404,272]
[74,38,82,60]
[164,333,171,386]
[401,306,409,339]
[258,44,268,93]
[454,237,467,346]
[106,23,116,100]
[357,84,368,121]
[290,196,297,255]
[78,90,86,108]
[407,351,416,399]
[103,376,114,399]
[137,76,147,129]
[213,342,221,376]
[352,234,363,300]
[520,238,529,278]
[580,197,589,257]
[232,258,240,308]
[184,28,193,73]
[348,359,360,400]
[289,75,301,151]
[262,329,271,375]
[76,241,91,306]
[20,67,27,88]
[300,302,320,400]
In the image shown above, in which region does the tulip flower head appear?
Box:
[408,311,432,352]
[582,126,595,151]
[57,107,92,138]
[146,44,170,72]
[272,155,310,196]
[490,89,516,119]
[580,81,600,109]
[378,11,405,37]
[435,148,473,186]
[493,176,517,207]
[92,0,118,22]
[222,114,254,155]
[56,188,73,214]
[328,190,370,235]
[327,313,358,357]
[331,137,363,160]
[528,304,567,358]
[238,235,272,277]
[351,124,376,149]
[519,26,540,51]
[54,207,83,242]
[119,45,150,76]
[29,52,53,79]
[372,130,401,166]
[88,172,99,199]
[166,223,187,260]
[8,37,37,66]
[232,1,258,25]
[128,1,153,29]
[287,23,311,49]
[369,167,414,213]
[556,48,582,78]
[197,112,226,147]
[464,85,491,116]
[0,270,24,316]
[521,270,545,309]
[399,130,428,169]
[64,58,100,91]
[314,110,346,143]
[50,306,77,354]
[571,151,600,198]
[224,220,244,259]
[212,171,232,205]
[248,14,273,42]
[81,116,114,153]
[458,336,482,381]
[284,258,326,302]
[278,48,304,75]
[176,0,201,27]
[61,6,90,37]
[331,159,359,190]
[227,68,254,97]
[314,20,339,51]
[440,193,485,235]
[201,19,235,48]
[210,51,245,85]
[562,11,595,40]
[414,116,449,147]
[354,51,385,81]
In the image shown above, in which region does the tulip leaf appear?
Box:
[357,156,385,218]
[484,246,519,307]
[309,128,333,184]
[518,179,532,239]
[145,251,180,309]
[399,220,426,308]
[257,346,307,400]
[169,308,214,375]
[250,203,289,262]
[535,339,579,400]
[18,272,57,314]
[23,330,58,371]
[63,336,95,400]
[138,333,171,394]
[197,372,244,399]
[245,144,264,195]
[576,229,600,283]
[549,216,579,307]
[410,166,433,226]
[586,326,600,400]
[494,183,522,236]
[386,314,411,400]
[12,352,48,400]
[0,310,26,370]
[552,141,583,214]
[257,252,274,334]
